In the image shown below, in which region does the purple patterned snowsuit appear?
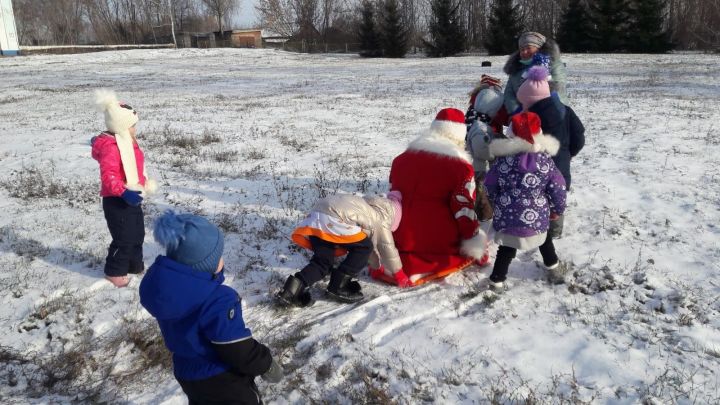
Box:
[485,152,566,249]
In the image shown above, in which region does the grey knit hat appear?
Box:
[518,32,546,49]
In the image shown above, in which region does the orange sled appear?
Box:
[372,257,476,287]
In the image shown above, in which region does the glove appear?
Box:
[465,108,478,126]
[121,189,143,206]
[549,212,560,221]
[393,269,411,288]
[261,358,283,383]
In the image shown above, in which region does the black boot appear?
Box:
[276,275,314,307]
[326,272,364,303]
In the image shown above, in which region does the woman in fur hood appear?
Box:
[484,112,567,290]
[503,32,567,115]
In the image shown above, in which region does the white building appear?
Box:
[0,0,19,56]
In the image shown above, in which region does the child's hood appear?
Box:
[517,153,539,173]
[473,87,504,117]
[530,95,566,127]
[90,133,117,160]
[139,256,224,320]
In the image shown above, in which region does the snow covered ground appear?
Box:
[0,48,719,404]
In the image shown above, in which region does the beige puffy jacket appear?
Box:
[311,194,403,275]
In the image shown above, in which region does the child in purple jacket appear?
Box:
[484,112,567,289]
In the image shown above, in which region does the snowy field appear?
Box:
[0,48,719,404]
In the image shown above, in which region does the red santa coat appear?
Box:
[390,135,484,277]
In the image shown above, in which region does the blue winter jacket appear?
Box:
[139,256,253,381]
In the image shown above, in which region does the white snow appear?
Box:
[0,48,719,404]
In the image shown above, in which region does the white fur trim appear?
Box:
[465,180,476,195]
[430,120,467,145]
[409,272,433,283]
[460,231,487,260]
[407,132,472,163]
[455,207,478,221]
[489,133,560,157]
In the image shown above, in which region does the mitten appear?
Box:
[121,189,143,206]
[549,212,560,221]
[465,108,478,126]
[261,358,283,383]
[393,269,411,288]
[369,265,386,280]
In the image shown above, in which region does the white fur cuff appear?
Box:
[460,231,487,260]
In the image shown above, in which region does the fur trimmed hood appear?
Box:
[407,131,473,163]
[503,39,561,76]
[489,132,560,158]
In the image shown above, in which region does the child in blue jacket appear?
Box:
[140,211,282,404]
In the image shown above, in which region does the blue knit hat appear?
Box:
[154,210,224,273]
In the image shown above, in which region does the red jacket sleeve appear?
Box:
[93,138,126,196]
[450,165,480,239]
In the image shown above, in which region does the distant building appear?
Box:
[159,29,289,49]
[222,29,263,48]
[0,0,20,56]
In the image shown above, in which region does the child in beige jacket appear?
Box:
[277,191,407,307]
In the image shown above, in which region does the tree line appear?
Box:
[13,0,720,55]
[14,0,238,46]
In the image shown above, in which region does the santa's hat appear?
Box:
[430,108,467,144]
[508,112,542,145]
[517,66,551,110]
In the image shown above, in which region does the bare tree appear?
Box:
[24,0,86,45]
[13,0,43,45]
[201,0,239,32]
[256,0,298,36]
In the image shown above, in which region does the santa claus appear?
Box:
[371,108,488,286]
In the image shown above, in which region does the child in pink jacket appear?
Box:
[91,90,156,287]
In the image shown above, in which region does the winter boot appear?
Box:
[276,275,314,307]
[546,261,569,285]
[326,272,364,303]
[488,280,506,293]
